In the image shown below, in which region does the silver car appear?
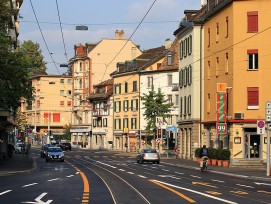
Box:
[45,147,64,162]
[137,149,160,164]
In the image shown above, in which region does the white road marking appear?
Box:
[76,172,80,174]
[162,169,169,172]
[127,172,134,174]
[118,169,125,171]
[211,179,225,183]
[151,166,157,169]
[254,182,271,186]
[174,172,184,175]
[47,178,60,182]
[236,184,254,188]
[22,192,53,204]
[138,175,147,178]
[151,180,238,204]
[0,190,12,196]
[190,175,201,178]
[96,161,117,168]
[66,175,74,178]
[22,183,38,188]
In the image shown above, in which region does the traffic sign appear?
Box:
[156,117,163,128]
[166,126,177,133]
[266,101,271,122]
[257,120,265,134]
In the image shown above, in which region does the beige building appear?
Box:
[25,75,73,144]
[69,30,142,149]
[202,0,271,165]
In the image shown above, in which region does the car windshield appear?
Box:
[48,147,62,152]
[143,149,157,153]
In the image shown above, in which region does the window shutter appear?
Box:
[247,11,258,32]
[247,87,259,106]
[53,113,60,122]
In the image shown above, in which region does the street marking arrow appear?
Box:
[192,182,217,188]
[21,192,53,204]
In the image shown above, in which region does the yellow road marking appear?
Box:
[192,182,217,188]
[230,191,248,195]
[206,191,222,195]
[257,190,271,195]
[149,180,195,203]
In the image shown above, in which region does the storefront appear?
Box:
[70,127,91,149]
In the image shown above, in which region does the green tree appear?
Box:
[141,86,172,136]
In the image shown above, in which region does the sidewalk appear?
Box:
[1,149,271,182]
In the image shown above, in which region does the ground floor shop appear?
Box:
[70,127,91,149]
[113,131,138,152]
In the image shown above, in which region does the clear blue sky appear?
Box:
[19,0,201,75]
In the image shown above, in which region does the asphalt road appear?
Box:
[1,148,271,204]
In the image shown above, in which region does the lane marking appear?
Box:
[96,161,117,169]
[211,179,225,183]
[236,184,254,188]
[127,172,134,174]
[0,190,12,196]
[22,183,38,188]
[138,175,147,178]
[152,180,238,204]
[206,191,222,195]
[162,169,170,172]
[190,175,201,178]
[192,182,217,188]
[175,172,184,175]
[230,191,248,195]
[149,180,195,203]
[47,178,60,182]
[118,169,125,171]
[254,182,271,186]
[257,190,271,195]
[66,175,74,178]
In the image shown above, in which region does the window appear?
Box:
[247,11,258,33]
[208,28,210,47]
[225,16,229,38]
[225,53,229,73]
[247,49,258,70]
[188,95,191,115]
[183,68,187,86]
[175,94,179,106]
[60,79,64,84]
[216,57,219,76]
[188,35,192,55]
[114,101,121,113]
[114,83,121,94]
[103,118,107,127]
[60,90,64,95]
[157,63,162,70]
[131,99,138,111]
[247,87,259,109]
[184,96,187,115]
[79,79,82,89]
[80,62,82,71]
[131,118,137,129]
[216,23,219,42]
[124,82,128,93]
[60,101,64,106]
[123,118,129,128]
[187,65,192,85]
[132,81,137,92]
[67,90,72,96]
[97,118,102,127]
[147,76,153,88]
[37,100,40,108]
[207,93,211,113]
[179,70,183,88]
[67,101,72,106]
[207,61,211,80]
[168,95,172,105]
[167,74,173,86]
[53,113,60,122]
[167,52,173,66]
[180,41,183,59]
[123,100,129,112]
[180,97,183,117]
[184,38,187,57]
[114,118,121,129]
[93,119,96,127]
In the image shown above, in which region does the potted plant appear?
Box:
[218,149,231,167]
[209,148,218,165]
[194,148,201,163]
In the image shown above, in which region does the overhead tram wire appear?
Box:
[55,0,69,63]
[29,0,61,75]
[100,0,157,82]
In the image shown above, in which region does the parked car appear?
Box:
[59,142,71,151]
[136,149,160,164]
[45,147,64,162]
[40,144,54,158]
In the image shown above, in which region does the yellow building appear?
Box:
[203,0,271,165]
[25,75,73,144]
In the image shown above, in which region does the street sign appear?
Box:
[166,126,177,133]
[257,120,265,134]
[216,123,227,135]
[266,102,271,122]
[155,138,160,144]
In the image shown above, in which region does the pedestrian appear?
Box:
[125,142,128,153]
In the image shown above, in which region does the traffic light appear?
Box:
[157,129,161,134]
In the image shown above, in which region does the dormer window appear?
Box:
[167,52,173,66]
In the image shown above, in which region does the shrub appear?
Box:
[208,148,218,159]
[194,148,201,158]
[218,149,231,160]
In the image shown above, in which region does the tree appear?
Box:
[141,86,172,136]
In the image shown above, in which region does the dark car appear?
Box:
[40,144,54,158]
[45,147,64,162]
[59,142,71,151]
[137,149,160,164]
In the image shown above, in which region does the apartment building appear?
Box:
[174,8,206,160]
[202,0,271,164]
[69,30,142,149]
[25,75,73,144]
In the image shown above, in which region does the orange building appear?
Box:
[202,0,271,165]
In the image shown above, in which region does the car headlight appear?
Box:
[49,155,52,158]
[59,153,64,158]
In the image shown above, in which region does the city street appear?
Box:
[1,148,271,204]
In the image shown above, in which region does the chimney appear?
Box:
[164,38,172,49]
[115,29,124,40]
